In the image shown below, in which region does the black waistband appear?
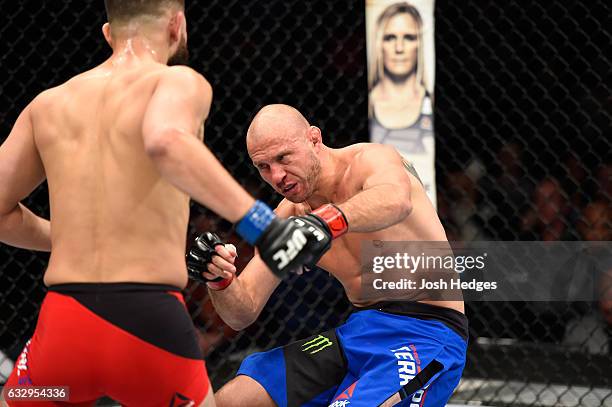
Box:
[48,282,182,294]
[46,283,199,360]
[354,301,469,340]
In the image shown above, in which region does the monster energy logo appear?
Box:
[302,335,333,354]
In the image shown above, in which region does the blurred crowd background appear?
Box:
[0,0,610,405]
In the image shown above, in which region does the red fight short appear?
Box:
[3,283,209,406]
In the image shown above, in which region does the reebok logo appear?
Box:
[329,381,358,407]
[16,340,33,385]
[169,392,194,407]
[302,334,333,354]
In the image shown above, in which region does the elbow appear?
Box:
[0,204,18,233]
[0,213,7,237]
[225,321,244,331]
[144,129,178,158]
[396,188,413,221]
[225,314,257,331]
[226,320,250,332]
[0,200,17,218]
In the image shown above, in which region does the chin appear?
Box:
[285,195,304,203]
[389,67,412,76]
[285,190,310,203]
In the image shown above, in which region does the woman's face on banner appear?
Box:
[382,12,419,78]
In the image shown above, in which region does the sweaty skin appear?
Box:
[277,145,454,308]
[207,105,463,334]
[0,16,257,290]
[0,8,267,407]
[39,63,196,287]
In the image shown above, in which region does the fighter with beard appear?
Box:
[0,3,333,406]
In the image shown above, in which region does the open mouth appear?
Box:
[282,184,297,194]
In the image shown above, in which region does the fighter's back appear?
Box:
[34,61,194,287]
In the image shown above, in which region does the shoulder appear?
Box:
[351,143,402,166]
[344,143,406,185]
[162,66,209,85]
[337,144,404,185]
[29,85,64,117]
[369,85,383,102]
[157,66,212,95]
[30,69,103,113]
[160,65,207,82]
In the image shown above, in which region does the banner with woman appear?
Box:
[367,0,437,206]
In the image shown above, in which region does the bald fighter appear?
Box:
[0,4,330,407]
[189,105,468,406]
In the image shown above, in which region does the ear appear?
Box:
[102,23,112,47]
[308,126,323,149]
[168,11,186,43]
[180,12,188,42]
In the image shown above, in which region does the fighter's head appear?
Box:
[247,105,323,203]
[103,0,189,65]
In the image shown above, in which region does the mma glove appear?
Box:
[235,201,348,277]
[306,203,349,240]
[186,232,234,290]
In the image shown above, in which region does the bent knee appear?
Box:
[216,376,274,407]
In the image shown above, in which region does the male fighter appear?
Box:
[189,104,468,406]
[0,4,329,406]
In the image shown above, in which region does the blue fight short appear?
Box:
[237,301,468,407]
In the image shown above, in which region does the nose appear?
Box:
[270,164,287,186]
[395,39,405,54]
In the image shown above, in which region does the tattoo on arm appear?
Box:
[402,159,423,185]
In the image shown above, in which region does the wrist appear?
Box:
[236,201,276,245]
[207,273,234,291]
[311,203,349,239]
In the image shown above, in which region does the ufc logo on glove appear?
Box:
[292,218,327,242]
[272,229,307,270]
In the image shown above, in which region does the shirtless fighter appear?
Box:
[0,5,330,407]
[189,105,468,406]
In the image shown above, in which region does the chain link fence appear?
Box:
[0,1,610,405]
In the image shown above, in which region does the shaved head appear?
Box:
[247,105,324,202]
[247,104,311,149]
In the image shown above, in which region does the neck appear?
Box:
[306,146,343,208]
[379,73,421,98]
[109,33,169,66]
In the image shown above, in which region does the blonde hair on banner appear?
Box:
[368,2,425,94]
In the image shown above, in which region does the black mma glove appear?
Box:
[235,201,335,277]
[186,232,234,290]
[256,216,332,276]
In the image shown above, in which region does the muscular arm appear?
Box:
[337,145,412,233]
[209,254,281,330]
[0,103,51,251]
[142,67,255,222]
[208,200,296,330]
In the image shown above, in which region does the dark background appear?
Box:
[1,1,610,405]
